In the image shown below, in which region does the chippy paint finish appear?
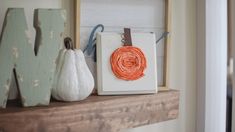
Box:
[0,8,65,108]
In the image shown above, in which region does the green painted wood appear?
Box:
[0,8,65,108]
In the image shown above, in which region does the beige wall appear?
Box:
[0,0,196,132]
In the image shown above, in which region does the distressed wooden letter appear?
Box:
[0,8,65,108]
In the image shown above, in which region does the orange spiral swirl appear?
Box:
[110,46,147,81]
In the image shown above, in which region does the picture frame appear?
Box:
[74,0,172,91]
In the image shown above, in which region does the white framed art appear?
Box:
[96,32,158,95]
[74,0,172,92]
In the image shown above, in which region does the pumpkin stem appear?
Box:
[64,37,74,50]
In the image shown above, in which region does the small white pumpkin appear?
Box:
[52,37,94,101]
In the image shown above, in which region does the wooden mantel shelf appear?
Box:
[0,90,179,132]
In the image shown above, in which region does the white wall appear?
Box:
[0,0,197,132]
[197,0,227,132]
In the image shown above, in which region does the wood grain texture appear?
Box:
[75,0,81,49]
[0,90,179,132]
[159,0,172,91]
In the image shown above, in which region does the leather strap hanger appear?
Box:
[123,28,133,46]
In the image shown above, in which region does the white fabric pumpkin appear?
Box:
[52,38,94,101]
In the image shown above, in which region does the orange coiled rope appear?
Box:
[110,46,147,81]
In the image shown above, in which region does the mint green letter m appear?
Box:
[0,8,65,108]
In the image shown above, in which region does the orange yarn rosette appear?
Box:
[110,46,147,81]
